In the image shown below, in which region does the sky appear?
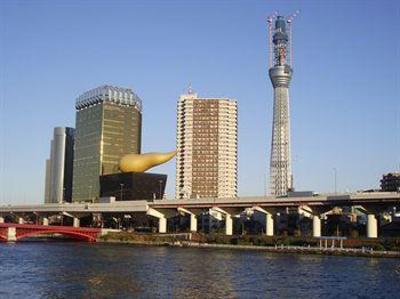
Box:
[0,0,399,204]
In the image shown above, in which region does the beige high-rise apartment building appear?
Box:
[176,88,238,199]
[72,85,142,202]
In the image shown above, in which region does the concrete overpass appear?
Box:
[0,192,399,239]
[150,192,400,208]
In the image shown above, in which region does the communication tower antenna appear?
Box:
[267,11,300,196]
[287,10,300,66]
[267,11,278,68]
[187,82,194,94]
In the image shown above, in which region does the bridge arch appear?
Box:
[16,230,97,242]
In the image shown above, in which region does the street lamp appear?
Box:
[89,185,92,203]
[333,168,337,194]
[120,183,124,201]
[158,180,163,199]
[63,187,66,203]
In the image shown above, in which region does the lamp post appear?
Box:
[333,168,337,194]
[89,185,92,203]
[159,180,163,199]
[120,183,124,201]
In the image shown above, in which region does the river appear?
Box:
[0,242,399,298]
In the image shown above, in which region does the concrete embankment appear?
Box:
[98,237,400,258]
[179,242,400,258]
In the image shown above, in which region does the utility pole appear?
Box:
[159,180,163,199]
[88,185,92,203]
[120,183,124,201]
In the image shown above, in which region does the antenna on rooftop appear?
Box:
[267,11,278,68]
[187,83,195,95]
[286,10,300,66]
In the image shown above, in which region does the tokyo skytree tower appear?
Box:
[267,12,298,196]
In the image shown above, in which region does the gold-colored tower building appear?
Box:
[72,85,142,202]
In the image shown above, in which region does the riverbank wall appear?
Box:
[98,232,400,258]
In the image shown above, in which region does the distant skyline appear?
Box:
[1,0,399,204]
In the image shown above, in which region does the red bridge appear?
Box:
[0,223,101,242]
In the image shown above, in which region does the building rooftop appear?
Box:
[75,85,142,111]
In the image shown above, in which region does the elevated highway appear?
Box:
[0,192,399,239]
[150,192,400,209]
[1,192,398,213]
[0,200,148,213]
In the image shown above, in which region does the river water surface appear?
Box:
[0,242,399,298]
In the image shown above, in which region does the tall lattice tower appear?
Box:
[267,12,298,196]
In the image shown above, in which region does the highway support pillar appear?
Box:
[211,207,241,236]
[159,218,167,234]
[313,215,321,238]
[225,214,233,236]
[147,208,176,234]
[360,205,380,239]
[177,207,198,232]
[42,217,49,226]
[7,227,16,242]
[63,212,89,228]
[252,206,274,236]
[190,214,197,232]
[73,217,80,228]
[367,214,378,239]
[299,205,332,238]
[0,216,4,223]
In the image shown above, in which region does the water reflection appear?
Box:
[0,243,399,298]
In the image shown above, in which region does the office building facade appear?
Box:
[44,127,75,203]
[72,85,142,202]
[176,88,238,199]
[381,173,400,192]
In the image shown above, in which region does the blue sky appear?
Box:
[1,0,399,204]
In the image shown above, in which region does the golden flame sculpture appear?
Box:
[119,151,176,173]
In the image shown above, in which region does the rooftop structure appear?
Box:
[75,85,142,111]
